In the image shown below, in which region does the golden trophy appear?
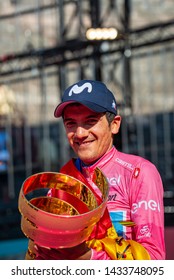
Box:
[18,169,109,259]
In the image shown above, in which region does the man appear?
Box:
[36,79,165,260]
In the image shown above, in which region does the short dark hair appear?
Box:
[105,112,116,124]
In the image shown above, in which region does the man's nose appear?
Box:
[75,125,88,138]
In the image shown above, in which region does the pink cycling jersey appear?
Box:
[80,146,165,260]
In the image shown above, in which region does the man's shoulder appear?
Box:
[114,149,152,172]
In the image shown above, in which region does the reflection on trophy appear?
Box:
[18,168,109,259]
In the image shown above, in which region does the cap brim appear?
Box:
[54,101,76,117]
[54,100,108,118]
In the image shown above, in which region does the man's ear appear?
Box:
[111,115,121,134]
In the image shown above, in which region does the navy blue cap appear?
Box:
[54,80,117,118]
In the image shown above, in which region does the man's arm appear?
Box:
[130,161,166,259]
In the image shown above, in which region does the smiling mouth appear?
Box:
[75,140,94,147]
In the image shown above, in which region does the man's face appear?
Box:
[63,104,121,165]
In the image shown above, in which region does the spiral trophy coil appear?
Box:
[18,169,109,259]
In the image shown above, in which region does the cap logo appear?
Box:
[112,100,116,109]
[69,82,92,96]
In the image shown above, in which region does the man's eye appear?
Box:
[64,121,75,127]
[87,118,98,124]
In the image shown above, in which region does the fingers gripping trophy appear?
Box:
[18,169,110,260]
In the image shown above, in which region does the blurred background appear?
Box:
[0,0,173,260]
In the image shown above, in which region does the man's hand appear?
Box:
[35,242,91,260]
